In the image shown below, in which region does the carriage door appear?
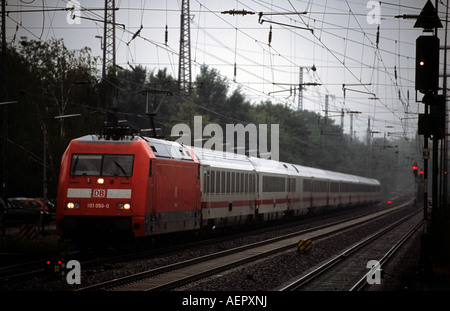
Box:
[145,158,156,235]
[287,178,294,212]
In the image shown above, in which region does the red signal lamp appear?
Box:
[412,164,418,177]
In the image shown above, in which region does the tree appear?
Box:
[5,39,100,198]
[3,38,416,200]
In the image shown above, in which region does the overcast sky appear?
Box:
[5,0,445,141]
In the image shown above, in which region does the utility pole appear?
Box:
[297,65,317,111]
[101,0,119,126]
[179,0,192,95]
[442,0,449,208]
[348,111,361,142]
[1,0,7,207]
[102,0,116,81]
[298,67,303,111]
[366,117,371,177]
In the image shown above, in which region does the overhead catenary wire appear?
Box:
[5,0,423,139]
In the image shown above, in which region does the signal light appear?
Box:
[412,163,418,177]
[415,35,440,92]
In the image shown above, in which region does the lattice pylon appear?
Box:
[178,0,192,95]
[102,0,116,79]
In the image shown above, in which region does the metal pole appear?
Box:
[1,0,7,206]
[38,124,47,235]
[433,124,438,216]
[424,107,429,235]
[443,0,449,208]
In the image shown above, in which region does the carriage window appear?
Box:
[245,173,249,194]
[211,171,216,194]
[262,176,285,192]
[330,182,339,193]
[221,171,225,194]
[236,173,240,194]
[231,172,235,194]
[313,180,327,192]
[216,171,220,194]
[303,180,312,192]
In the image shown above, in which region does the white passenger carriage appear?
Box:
[193,145,380,229]
[194,147,256,229]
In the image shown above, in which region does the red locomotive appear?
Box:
[56,130,380,242]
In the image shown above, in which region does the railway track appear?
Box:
[279,210,422,291]
[77,199,414,291]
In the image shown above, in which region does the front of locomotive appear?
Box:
[56,135,151,242]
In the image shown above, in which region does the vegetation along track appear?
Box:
[279,207,421,291]
[77,199,414,291]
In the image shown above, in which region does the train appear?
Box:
[56,129,381,242]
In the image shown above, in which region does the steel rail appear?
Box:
[349,219,422,291]
[77,200,413,291]
[279,209,420,291]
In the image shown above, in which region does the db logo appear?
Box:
[93,189,106,198]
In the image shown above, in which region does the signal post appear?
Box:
[414,0,443,234]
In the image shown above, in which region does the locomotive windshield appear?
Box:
[70,154,134,177]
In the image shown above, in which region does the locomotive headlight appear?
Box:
[66,202,80,209]
[97,178,105,184]
[118,203,131,210]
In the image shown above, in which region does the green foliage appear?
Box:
[3,40,415,200]
[4,39,102,198]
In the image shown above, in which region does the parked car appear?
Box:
[11,197,56,213]
[0,197,51,226]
